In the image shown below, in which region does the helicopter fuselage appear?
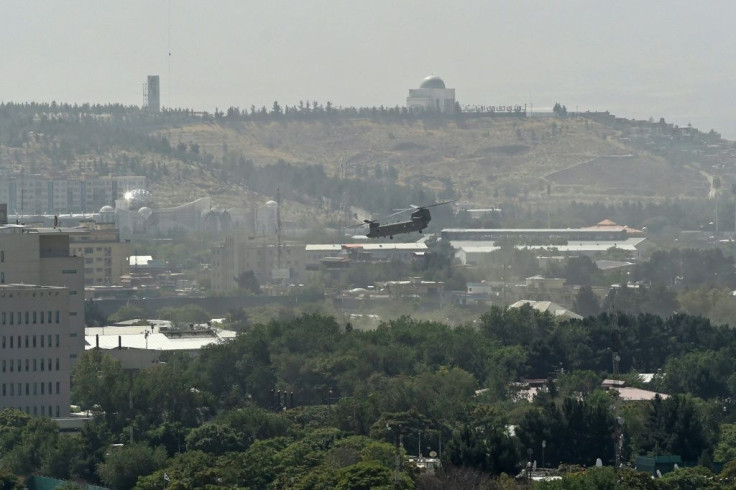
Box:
[366,209,431,238]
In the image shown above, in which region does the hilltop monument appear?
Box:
[407,74,456,114]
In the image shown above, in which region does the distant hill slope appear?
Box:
[160,116,708,203]
[0,106,713,221]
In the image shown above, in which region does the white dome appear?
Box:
[138,207,153,218]
[265,200,278,208]
[100,205,114,213]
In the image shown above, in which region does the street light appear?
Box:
[542,440,546,468]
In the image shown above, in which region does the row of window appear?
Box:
[2,358,60,373]
[2,334,61,349]
[0,311,61,325]
[2,381,61,397]
[2,405,60,418]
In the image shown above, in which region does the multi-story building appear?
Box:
[0,285,71,417]
[69,219,130,286]
[0,225,85,364]
[0,174,146,215]
[211,235,306,292]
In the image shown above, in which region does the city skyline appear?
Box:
[3,1,736,137]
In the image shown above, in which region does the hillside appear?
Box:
[159,115,710,204]
[0,105,717,224]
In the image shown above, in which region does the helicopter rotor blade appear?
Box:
[417,199,458,210]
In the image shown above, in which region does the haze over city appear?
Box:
[4,0,736,137]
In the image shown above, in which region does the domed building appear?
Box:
[407,75,456,114]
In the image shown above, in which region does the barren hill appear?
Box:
[158,115,708,206]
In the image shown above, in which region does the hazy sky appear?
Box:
[4,1,736,137]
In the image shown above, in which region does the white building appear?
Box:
[86,321,236,369]
[0,285,72,417]
[407,75,456,114]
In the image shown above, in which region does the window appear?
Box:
[1,313,4,325]
[9,337,12,349]
[24,359,28,371]
[40,311,43,324]
[25,336,28,348]
[55,335,59,347]
[55,358,59,371]
[16,312,19,324]
[55,382,59,394]
[1,336,4,349]
[47,311,52,323]
[47,335,51,347]
[40,336,44,348]
[24,312,28,324]
[32,311,36,324]
[1,251,4,262]
[0,272,4,284]
[1,384,4,396]
[2,360,5,372]
[33,359,36,371]
[55,311,59,323]
[32,336,36,348]
[40,383,44,394]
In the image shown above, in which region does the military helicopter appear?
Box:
[359,200,456,239]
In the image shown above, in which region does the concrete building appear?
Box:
[0,173,146,216]
[0,285,71,417]
[146,75,160,113]
[211,236,307,292]
[407,75,456,114]
[0,225,85,368]
[69,219,130,287]
[86,321,236,369]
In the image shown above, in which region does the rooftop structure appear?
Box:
[86,321,237,369]
[509,299,583,320]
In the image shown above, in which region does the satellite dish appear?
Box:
[596,458,603,467]
[429,451,437,458]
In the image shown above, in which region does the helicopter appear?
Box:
[360,200,456,239]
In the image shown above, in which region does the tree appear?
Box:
[234,270,261,294]
[97,442,167,490]
[335,461,393,490]
[564,256,597,285]
[107,303,147,323]
[573,286,600,317]
[155,304,211,326]
[444,405,520,475]
[71,350,128,428]
[185,423,244,455]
